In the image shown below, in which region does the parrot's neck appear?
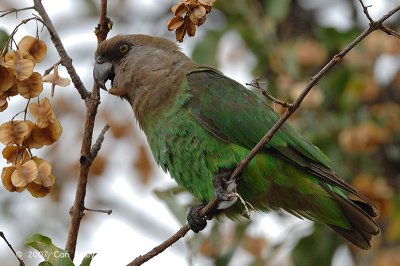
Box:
[128,57,198,130]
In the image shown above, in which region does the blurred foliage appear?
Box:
[189,0,400,265]
[292,224,342,266]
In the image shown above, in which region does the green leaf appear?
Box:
[80,253,96,266]
[25,233,74,266]
[39,262,53,266]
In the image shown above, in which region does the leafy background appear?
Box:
[0,0,399,265]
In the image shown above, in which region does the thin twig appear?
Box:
[381,25,400,39]
[128,225,191,266]
[3,0,110,263]
[358,0,400,39]
[43,59,62,75]
[358,0,374,24]
[0,6,34,18]
[33,0,89,100]
[85,207,112,215]
[0,232,25,266]
[128,3,400,265]
[90,125,110,159]
[246,78,292,108]
[95,0,112,43]
[0,17,44,56]
[31,2,93,258]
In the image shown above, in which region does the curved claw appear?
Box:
[213,171,238,210]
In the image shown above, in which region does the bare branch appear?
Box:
[0,6,34,18]
[358,0,374,24]
[1,17,44,56]
[84,207,112,215]
[0,232,25,266]
[128,225,191,266]
[358,0,400,39]
[43,59,62,75]
[380,25,400,39]
[128,3,400,265]
[90,125,110,159]
[64,0,111,259]
[95,0,112,43]
[246,78,292,108]
[1,0,112,263]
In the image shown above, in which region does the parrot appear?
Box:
[93,34,379,249]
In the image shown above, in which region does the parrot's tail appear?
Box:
[323,185,380,249]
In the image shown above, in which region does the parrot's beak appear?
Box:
[93,58,114,91]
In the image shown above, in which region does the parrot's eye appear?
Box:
[119,43,130,54]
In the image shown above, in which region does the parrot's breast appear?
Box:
[144,108,243,201]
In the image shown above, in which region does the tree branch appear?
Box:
[64,0,111,260]
[95,0,112,43]
[0,231,25,266]
[380,25,400,39]
[90,124,110,158]
[128,3,400,265]
[0,6,34,18]
[246,78,292,108]
[0,16,44,55]
[358,0,374,24]
[358,0,400,39]
[1,0,110,263]
[84,207,112,215]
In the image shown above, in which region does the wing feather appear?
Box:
[185,67,378,215]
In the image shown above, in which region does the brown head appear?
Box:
[93,34,197,125]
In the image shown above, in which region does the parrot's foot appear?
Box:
[187,203,209,233]
[213,171,238,210]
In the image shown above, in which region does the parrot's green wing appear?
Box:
[187,68,326,165]
[185,67,373,206]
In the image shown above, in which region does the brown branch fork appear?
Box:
[32,0,111,260]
